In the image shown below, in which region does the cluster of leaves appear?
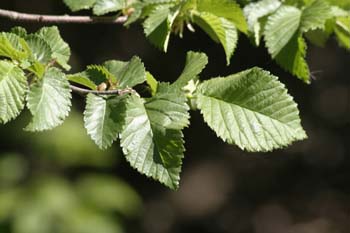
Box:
[63,0,350,83]
[0,25,306,189]
[0,26,71,130]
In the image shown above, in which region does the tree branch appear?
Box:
[0,8,127,24]
[70,85,136,95]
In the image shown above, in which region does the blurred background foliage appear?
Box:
[0,0,350,233]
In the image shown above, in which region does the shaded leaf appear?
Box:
[334,16,350,49]
[67,74,98,90]
[305,19,334,47]
[275,34,310,83]
[120,91,189,189]
[143,5,175,51]
[84,94,127,149]
[172,51,208,89]
[70,66,110,88]
[193,11,238,65]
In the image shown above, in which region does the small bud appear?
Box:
[126,7,135,16]
[187,23,195,33]
[97,82,108,91]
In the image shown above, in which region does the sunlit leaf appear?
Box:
[0,61,27,124]
[197,0,248,33]
[300,0,333,32]
[264,6,301,57]
[197,67,307,152]
[37,26,71,70]
[26,68,72,131]
[63,0,97,11]
[244,0,281,46]
[93,0,126,15]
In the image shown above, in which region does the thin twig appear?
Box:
[70,85,135,95]
[0,8,127,24]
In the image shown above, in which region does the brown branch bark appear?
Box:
[70,85,136,95]
[0,8,127,24]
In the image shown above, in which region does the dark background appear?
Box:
[0,1,350,233]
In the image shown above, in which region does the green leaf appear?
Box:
[172,51,208,89]
[87,64,116,82]
[193,11,238,65]
[264,6,302,58]
[144,6,170,36]
[146,72,158,96]
[300,0,333,32]
[334,17,350,49]
[10,27,27,38]
[143,5,176,51]
[0,33,29,61]
[26,68,72,131]
[243,0,281,46]
[275,34,310,83]
[70,66,110,88]
[110,56,146,88]
[93,0,126,15]
[25,35,52,64]
[326,0,350,10]
[197,67,307,152]
[305,19,334,47]
[145,89,190,129]
[84,94,127,150]
[67,73,98,90]
[63,0,97,11]
[103,60,127,82]
[197,0,248,33]
[37,26,71,70]
[120,92,189,189]
[0,61,27,124]
[124,2,144,26]
[26,61,46,78]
